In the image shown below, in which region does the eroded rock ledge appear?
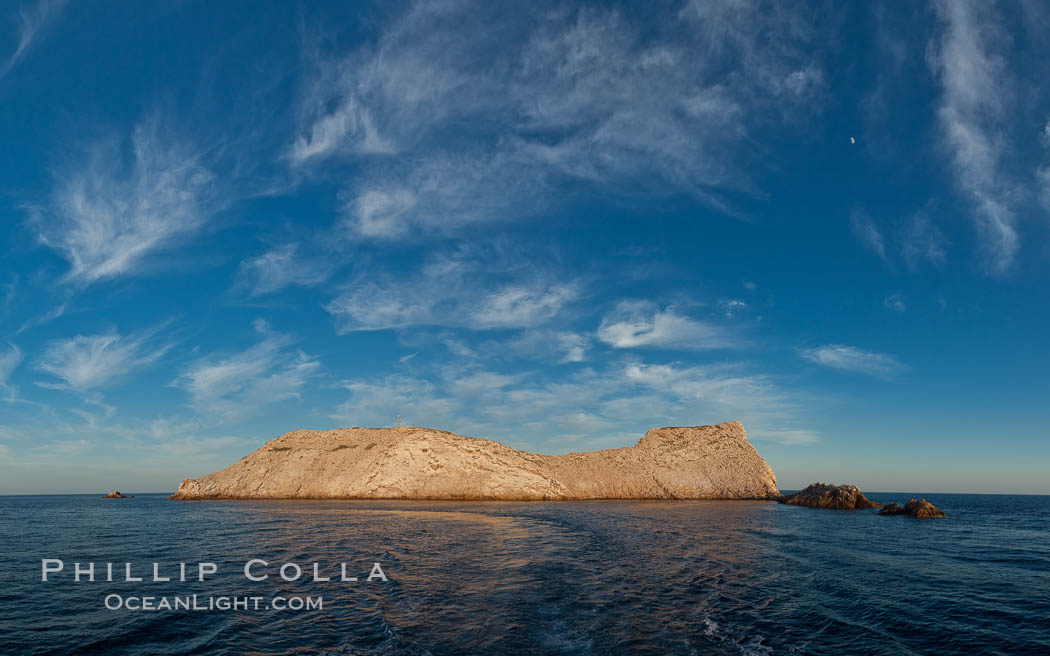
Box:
[170,422,780,501]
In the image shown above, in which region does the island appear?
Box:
[170,421,780,501]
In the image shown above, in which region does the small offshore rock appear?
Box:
[102,490,131,499]
[780,482,880,509]
[903,498,945,518]
[878,498,945,518]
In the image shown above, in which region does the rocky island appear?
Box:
[781,484,947,519]
[170,422,780,501]
[780,482,881,509]
[879,499,946,518]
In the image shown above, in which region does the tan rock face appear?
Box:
[170,421,780,501]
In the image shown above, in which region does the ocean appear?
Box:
[1,493,1048,655]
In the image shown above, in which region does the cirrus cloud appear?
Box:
[235,243,331,296]
[0,343,23,400]
[36,327,171,393]
[173,320,321,423]
[34,118,220,285]
[597,301,734,350]
[929,0,1017,275]
[291,0,827,239]
[798,344,906,377]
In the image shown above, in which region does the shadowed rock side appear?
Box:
[879,499,945,518]
[170,422,780,501]
[780,482,880,509]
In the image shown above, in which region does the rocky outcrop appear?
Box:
[879,498,945,518]
[170,422,780,501]
[780,482,880,509]
[102,490,132,498]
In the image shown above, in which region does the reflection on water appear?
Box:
[1,494,1049,655]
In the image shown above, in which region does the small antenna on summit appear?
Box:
[396,414,402,429]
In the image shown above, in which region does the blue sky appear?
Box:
[2,0,1050,494]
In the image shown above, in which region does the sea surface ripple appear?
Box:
[1,493,1048,655]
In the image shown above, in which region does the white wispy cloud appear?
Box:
[901,214,947,269]
[17,299,68,335]
[173,320,320,422]
[1,275,15,312]
[0,343,23,400]
[798,344,906,377]
[332,358,817,448]
[621,361,817,445]
[853,208,948,271]
[235,243,330,296]
[882,294,907,312]
[1037,119,1050,211]
[326,250,578,333]
[35,118,219,284]
[328,279,576,333]
[470,284,578,330]
[721,299,748,319]
[292,0,825,239]
[930,0,1017,274]
[597,301,733,350]
[0,412,256,479]
[851,209,888,261]
[335,375,458,429]
[291,96,394,163]
[0,0,66,79]
[145,418,255,457]
[503,330,589,364]
[36,328,170,392]
[1037,165,1050,211]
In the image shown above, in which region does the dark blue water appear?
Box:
[1,493,1048,655]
